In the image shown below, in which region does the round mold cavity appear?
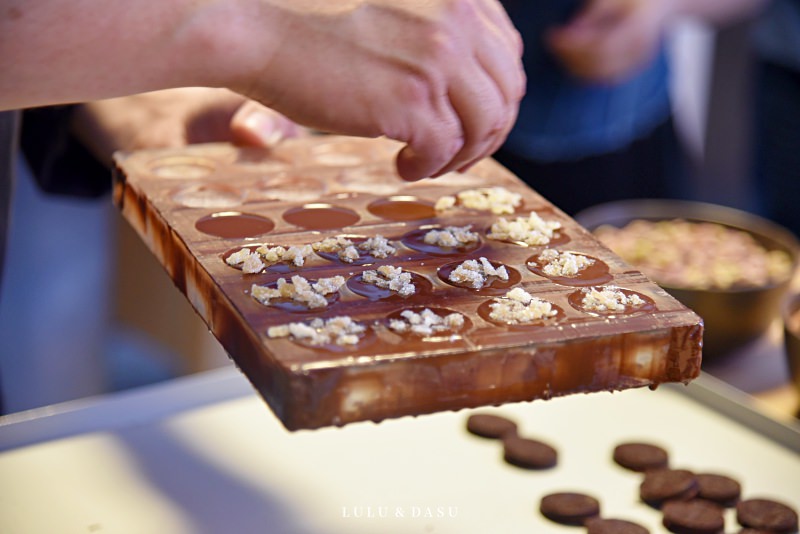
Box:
[567,287,656,316]
[235,147,291,171]
[274,321,377,353]
[149,155,217,178]
[346,270,434,301]
[250,280,340,313]
[195,211,274,239]
[477,297,566,328]
[313,234,398,266]
[401,226,483,256]
[221,244,306,274]
[172,184,244,208]
[253,172,326,203]
[335,166,402,195]
[310,140,369,166]
[282,203,360,230]
[526,251,613,287]
[367,196,436,221]
[437,259,521,296]
[384,307,473,340]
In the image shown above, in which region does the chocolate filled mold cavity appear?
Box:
[195,212,275,239]
[434,186,523,215]
[568,286,655,315]
[114,135,703,431]
[527,249,613,287]
[282,203,360,230]
[367,196,436,221]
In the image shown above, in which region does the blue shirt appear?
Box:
[501,1,672,161]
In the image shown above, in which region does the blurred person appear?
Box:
[494,0,766,216]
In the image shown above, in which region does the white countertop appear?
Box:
[1,367,798,534]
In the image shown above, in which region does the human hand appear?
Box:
[546,0,671,84]
[72,88,305,167]
[236,0,525,181]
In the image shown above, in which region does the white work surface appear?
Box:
[1,368,798,534]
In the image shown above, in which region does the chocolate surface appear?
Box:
[502,434,557,469]
[736,498,799,533]
[613,442,670,472]
[585,518,650,534]
[695,473,741,508]
[466,413,517,439]
[640,469,699,509]
[539,492,601,526]
[113,136,704,430]
[662,499,725,534]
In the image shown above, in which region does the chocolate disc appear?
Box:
[695,473,741,507]
[662,499,725,534]
[613,442,669,472]
[585,518,650,534]
[639,469,699,509]
[502,435,558,470]
[465,413,517,439]
[736,498,799,533]
[539,492,600,526]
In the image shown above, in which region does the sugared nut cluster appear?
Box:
[449,257,509,289]
[267,316,366,346]
[388,308,465,336]
[435,186,522,215]
[362,265,416,297]
[423,225,480,248]
[488,211,562,246]
[579,286,645,312]
[226,244,313,274]
[250,275,345,309]
[533,249,595,277]
[489,287,558,324]
[311,235,396,263]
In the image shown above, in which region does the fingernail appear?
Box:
[242,110,284,146]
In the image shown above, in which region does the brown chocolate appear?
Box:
[695,473,741,508]
[639,469,699,509]
[736,498,799,533]
[113,136,704,430]
[539,492,601,526]
[585,518,650,534]
[662,499,725,534]
[502,434,557,469]
[613,442,669,472]
[465,413,517,439]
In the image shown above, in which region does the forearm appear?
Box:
[0,0,280,111]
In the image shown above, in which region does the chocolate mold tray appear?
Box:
[113,135,703,430]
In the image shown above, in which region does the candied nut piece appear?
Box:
[488,288,558,325]
[423,225,480,248]
[487,211,562,246]
[250,274,344,309]
[539,492,601,526]
[267,316,366,346]
[226,247,266,274]
[580,286,646,313]
[256,244,314,267]
[502,434,557,470]
[736,498,799,533]
[388,308,465,337]
[533,248,595,277]
[466,413,518,439]
[312,234,396,263]
[362,265,416,297]
[613,442,669,472]
[695,473,742,508]
[662,500,725,534]
[436,186,522,214]
[640,469,699,509]
[585,518,650,534]
[448,257,509,289]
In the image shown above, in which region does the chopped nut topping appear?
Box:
[362,265,416,297]
[250,274,344,309]
[532,249,595,277]
[439,186,523,215]
[227,244,313,273]
[449,257,509,288]
[579,286,645,312]
[388,308,466,336]
[423,225,480,248]
[267,316,366,346]
[312,235,396,263]
[489,288,558,324]
[488,211,562,246]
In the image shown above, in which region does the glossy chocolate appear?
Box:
[195,212,275,239]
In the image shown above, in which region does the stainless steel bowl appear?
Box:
[575,199,800,360]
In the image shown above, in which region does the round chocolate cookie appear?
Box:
[466,413,517,439]
[539,491,601,526]
[695,473,741,507]
[736,498,799,533]
[502,435,558,470]
[613,442,669,472]
[585,517,650,534]
[639,469,699,509]
[662,499,725,534]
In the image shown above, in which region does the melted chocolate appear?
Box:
[346,271,434,301]
[526,252,613,287]
[567,288,656,315]
[437,260,522,296]
[401,227,483,256]
[367,196,436,221]
[384,306,473,338]
[314,235,397,266]
[195,212,275,238]
[282,203,360,230]
[221,245,305,274]
[476,298,567,328]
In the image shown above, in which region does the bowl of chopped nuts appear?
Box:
[575,199,799,359]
